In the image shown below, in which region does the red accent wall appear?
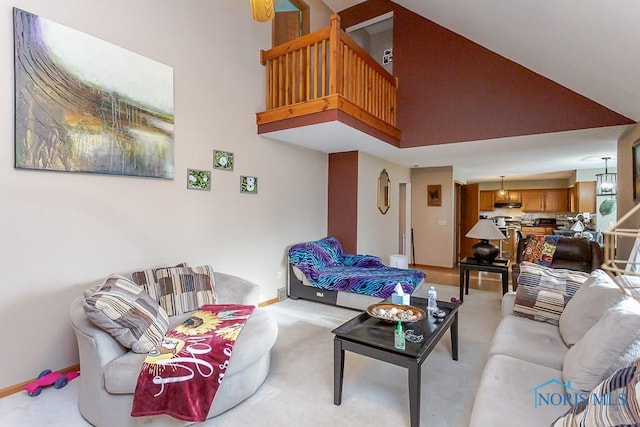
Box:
[328,151,358,253]
[339,1,634,148]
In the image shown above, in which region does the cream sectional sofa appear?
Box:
[469,267,640,426]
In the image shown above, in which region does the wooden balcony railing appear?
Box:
[257,14,400,143]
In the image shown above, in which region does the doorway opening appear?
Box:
[272,0,310,47]
[345,12,394,74]
[399,182,412,263]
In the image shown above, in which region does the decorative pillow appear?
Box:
[83,275,169,353]
[513,262,591,325]
[559,269,629,347]
[130,262,189,287]
[135,265,216,316]
[563,297,640,392]
[553,359,640,426]
[522,235,560,267]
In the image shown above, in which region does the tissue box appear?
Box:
[391,293,410,305]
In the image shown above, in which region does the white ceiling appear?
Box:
[263,122,627,181]
[265,0,639,183]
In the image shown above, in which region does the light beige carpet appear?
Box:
[0,284,502,427]
[211,283,503,427]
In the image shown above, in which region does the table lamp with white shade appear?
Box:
[466,219,507,263]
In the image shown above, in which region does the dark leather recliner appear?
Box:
[511,235,603,289]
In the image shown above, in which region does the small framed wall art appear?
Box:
[187,169,211,191]
[240,176,258,194]
[213,150,234,171]
[382,48,393,65]
[427,185,442,206]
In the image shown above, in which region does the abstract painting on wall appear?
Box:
[13,8,174,178]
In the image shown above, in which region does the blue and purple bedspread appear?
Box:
[288,237,425,298]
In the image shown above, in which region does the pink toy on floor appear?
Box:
[23,369,80,397]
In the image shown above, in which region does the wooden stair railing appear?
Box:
[257,14,400,141]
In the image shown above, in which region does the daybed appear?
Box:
[288,236,425,310]
[470,264,640,426]
[70,267,278,426]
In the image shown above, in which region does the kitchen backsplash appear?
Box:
[480,207,557,220]
[480,207,596,228]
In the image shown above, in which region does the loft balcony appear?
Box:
[256,15,401,150]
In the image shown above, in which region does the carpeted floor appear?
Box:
[0,284,502,426]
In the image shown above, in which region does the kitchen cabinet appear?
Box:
[521,190,544,211]
[495,190,521,203]
[480,191,495,211]
[521,189,569,212]
[568,186,576,211]
[481,189,521,210]
[544,188,569,212]
[570,181,596,213]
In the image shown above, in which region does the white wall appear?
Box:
[347,28,371,52]
[0,0,330,388]
[307,0,334,32]
[576,168,615,182]
[370,28,393,74]
[452,166,468,184]
[411,166,455,267]
[616,123,640,259]
[356,152,410,263]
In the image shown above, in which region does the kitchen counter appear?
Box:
[552,229,580,237]
[521,225,557,235]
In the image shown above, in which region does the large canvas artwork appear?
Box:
[13,8,174,178]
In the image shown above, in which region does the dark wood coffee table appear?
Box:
[332,296,459,427]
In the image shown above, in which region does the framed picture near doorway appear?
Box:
[427,185,442,206]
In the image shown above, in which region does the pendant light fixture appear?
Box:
[497,176,507,197]
[596,157,617,196]
[250,0,275,22]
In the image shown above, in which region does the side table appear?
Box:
[459,257,510,302]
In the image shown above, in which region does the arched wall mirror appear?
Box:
[378,169,390,214]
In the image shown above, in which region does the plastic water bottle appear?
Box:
[427,286,438,312]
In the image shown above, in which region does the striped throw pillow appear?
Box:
[552,358,640,426]
[130,262,189,287]
[83,275,169,353]
[513,262,591,325]
[135,265,216,316]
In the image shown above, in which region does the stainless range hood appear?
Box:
[494,202,522,208]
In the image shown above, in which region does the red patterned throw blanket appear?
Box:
[131,304,255,422]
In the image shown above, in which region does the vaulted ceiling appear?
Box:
[312,0,639,182]
[327,0,640,121]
